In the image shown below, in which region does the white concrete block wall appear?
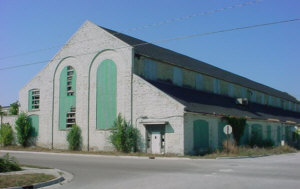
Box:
[132,75,185,155]
[19,20,133,151]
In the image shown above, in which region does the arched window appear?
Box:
[59,66,76,129]
[96,59,117,130]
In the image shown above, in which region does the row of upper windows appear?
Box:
[134,57,300,112]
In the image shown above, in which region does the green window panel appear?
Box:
[264,94,269,105]
[256,92,262,104]
[203,75,213,93]
[219,80,229,96]
[268,96,273,106]
[261,94,265,105]
[241,87,246,98]
[234,85,242,98]
[277,126,281,143]
[144,59,157,80]
[183,69,196,88]
[251,124,263,141]
[172,67,183,86]
[251,91,256,102]
[133,57,145,76]
[240,124,249,145]
[193,120,209,152]
[213,79,220,94]
[297,104,300,112]
[59,66,76,130]
[228,83,234,97]
[157,62,172,83]
[195,73,203,90]
[267,125,272,140]
[97,59,117,130]
[28,115,39,137]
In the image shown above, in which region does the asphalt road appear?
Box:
[1,151,300,189]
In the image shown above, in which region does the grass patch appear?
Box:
[201,145,298,159]
[0,173,55,188]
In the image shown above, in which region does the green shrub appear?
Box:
[223,116,246,145]
[109,114,140,153]
[67,125,82,150]
[249,133,274,148]
[9,101,19,115]
[0,123,14,146]
[15,113,32,147]
[0,153,21,173]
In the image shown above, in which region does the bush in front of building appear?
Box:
[9,101,19,115]
[67,125,82,150]
[15,113,32,147]
[0,123,14,146]
[109,114,140,153]
[223,116,246,146]
[0,153,21,173]
[249,133,274,148]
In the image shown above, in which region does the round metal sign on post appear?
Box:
[223,125,232,135]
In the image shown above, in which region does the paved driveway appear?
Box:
[1,151,300,189]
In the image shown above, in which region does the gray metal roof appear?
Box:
[100,26,298,103]
[149,80,300,124]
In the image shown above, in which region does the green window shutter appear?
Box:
[28,90,33,111]
[144,59,157,80]
[195,73,203,90]
[240,124,249,145]
[97,59,117,130]
[277,126,281,144]
[172,67,182,86]
[59,66,76,130]
[267,125,272,140]
[251,124,263,140]
[193,120,209,152]
[28,115,39,137]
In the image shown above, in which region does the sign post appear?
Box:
[223,125,232,154]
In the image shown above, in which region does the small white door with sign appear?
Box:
[151,131,161,154]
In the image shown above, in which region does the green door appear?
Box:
[28,115,39,137]
[193,120,209,153]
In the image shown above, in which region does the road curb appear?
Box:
[7,176,64,189]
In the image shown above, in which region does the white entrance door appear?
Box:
[151,131,161,154]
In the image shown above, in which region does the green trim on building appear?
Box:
[28,90,33,111]
[96,59,117,130]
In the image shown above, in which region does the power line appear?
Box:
[0,0,262,61]
[0,18,298,71]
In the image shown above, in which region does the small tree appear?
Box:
[0,123,14,146]
[9,101,19,115]
[109,114,140,153]
[67,125,82,150]
[15,113,31,147]
[223,116,246,145]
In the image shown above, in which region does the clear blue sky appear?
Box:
[0,0,299,106]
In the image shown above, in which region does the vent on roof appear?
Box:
[236,98,248,106]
